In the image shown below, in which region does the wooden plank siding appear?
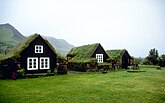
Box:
[19,35,57,73]
[91,43,109,62]
[106,49,133,69]
[0,34,58,74]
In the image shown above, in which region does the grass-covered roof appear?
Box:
[106,49,126,60]
[0,34,37,61]
[0,34,65,61]
[67,43,100,62]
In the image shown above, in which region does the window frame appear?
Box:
[27,57,38,70]
[40,57,50,69]
[96,54,103,63]
[35,45,43,53]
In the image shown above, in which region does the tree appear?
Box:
[133,57,143,64]
[146,48,159,65]
[141,58,150,65]
[159,54,165,67]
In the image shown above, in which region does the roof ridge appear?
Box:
[106,49,126,59]
[90,43,100,57]
[0,34,41,60]
[67,43,100,62]
[73,43,99,48]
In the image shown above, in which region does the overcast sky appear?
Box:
[1,0,165,57]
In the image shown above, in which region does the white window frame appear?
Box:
[35,45,43,53]
[40,57,50,69]
[27,57,38,70]
[96,54,103,63]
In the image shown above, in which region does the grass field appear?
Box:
[0,65,165,103]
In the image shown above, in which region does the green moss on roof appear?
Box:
[67,43,99,62]
[0,34,65,61]
[0,34,38,61]
[106,49,126,60]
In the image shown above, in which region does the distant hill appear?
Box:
[0,23,74,56]
[0,23,25,52]
[44,36,74,56]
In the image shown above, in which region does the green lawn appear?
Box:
[0,66,165,103]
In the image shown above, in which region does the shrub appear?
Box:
[17,69,25,78]
[47,70,51,74]
[156,66,161,70]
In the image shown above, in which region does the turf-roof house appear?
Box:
[67,43,109,63]
[1,34,63,74]
[106,49,133,69]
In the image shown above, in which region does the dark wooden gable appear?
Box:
[91,43,109,62]
[20,35,57,73]
[67,43,109,63]
[121,50,133,68]
[106,49,133,69]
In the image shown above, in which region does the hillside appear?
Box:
[0,23,74,56]
[44,36,74,56]
[0,23,25,52]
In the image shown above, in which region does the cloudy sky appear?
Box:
[1,0,165,57]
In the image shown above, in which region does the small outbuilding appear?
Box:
[67,43,109,63]
[67,43,109,71]
[106,49,133,69]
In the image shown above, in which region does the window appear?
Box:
[96,54,103,63]
[27,57,38,70]
[35,45,43,53]
[40,57,50,69]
